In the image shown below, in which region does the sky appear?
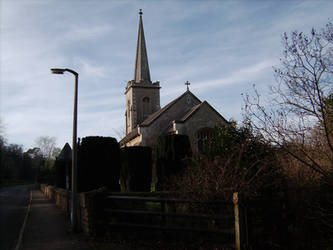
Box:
[1,0,332,150]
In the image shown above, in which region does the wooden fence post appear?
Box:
[161,200,166,226]
[233,192,241,250]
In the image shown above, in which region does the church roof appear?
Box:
[178,103,202,122]
[119,127,140,146]
[176,101,228,123]
[140,90,201,127]
[133,9,151,84]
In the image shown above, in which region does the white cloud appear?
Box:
[63,24,112,42]
[76,58,108,78]
[196,59,278,90]
[1,0,333,149]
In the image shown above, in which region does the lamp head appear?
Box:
[51,68,65,74]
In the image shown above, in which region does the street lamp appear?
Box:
[51,68,78,231]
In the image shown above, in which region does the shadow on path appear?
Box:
[22,190,92,250]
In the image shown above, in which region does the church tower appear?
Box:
[125,10,161,134]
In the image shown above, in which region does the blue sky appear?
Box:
[1,0,332,150]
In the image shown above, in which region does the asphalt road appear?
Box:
[0,185,33,250]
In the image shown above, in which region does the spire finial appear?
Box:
[139,9,143,16]
[185,81,191,91]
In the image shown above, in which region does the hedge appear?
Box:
[77,136,120,192]
[155,134,192,190]
[120,146,152,192]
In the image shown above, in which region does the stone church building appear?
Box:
[120,11,228,153]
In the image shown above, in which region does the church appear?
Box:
[120,10,228,153]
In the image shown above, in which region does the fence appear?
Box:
[40,183,331,249]
[102,192,246,249]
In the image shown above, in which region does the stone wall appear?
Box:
[40,184,107,236]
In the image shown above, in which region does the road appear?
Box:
[0,185,32,250]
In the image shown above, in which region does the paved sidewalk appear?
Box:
[22,189,92,250]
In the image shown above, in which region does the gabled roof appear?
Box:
[119,127,140,146]
[140,90,201,127]
[176,101,229,123]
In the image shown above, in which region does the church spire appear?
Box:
[134,9,151,83]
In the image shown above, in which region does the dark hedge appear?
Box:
[155,134,192,190]
[55,143,72,189]
[120,146,152,192]
[77,136,120,192]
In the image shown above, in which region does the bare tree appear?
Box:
[244,22,333,177]
[34,136,57,160]
[0,118,6,145]
[52,147,61,159]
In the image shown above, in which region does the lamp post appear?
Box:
[51,68,78,231]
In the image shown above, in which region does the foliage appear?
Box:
[120,146,152,192]
[154,134,192,190]
[0,127,61,184]
[242,22,333,248]
[0,143,38,183]
[198,122,249,158]
[54,143,72,189]
[167,124,281,201]
[277,150,321,187]
[78,136,120,192]
[0,134,59,184]
[1,144,23,180]
[244,22,333,178]
[155,134,192,161]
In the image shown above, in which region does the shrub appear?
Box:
[78,136,120,192]
[120,146,152,192]
[54,143,72,189]
[154,134,192,190]
[166,125,282,200]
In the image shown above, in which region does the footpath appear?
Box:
[21,189,92,250]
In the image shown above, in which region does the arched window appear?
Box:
[143,97,150,118]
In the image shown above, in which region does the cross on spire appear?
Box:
[185,81,191,91]
[139,9,143,16]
